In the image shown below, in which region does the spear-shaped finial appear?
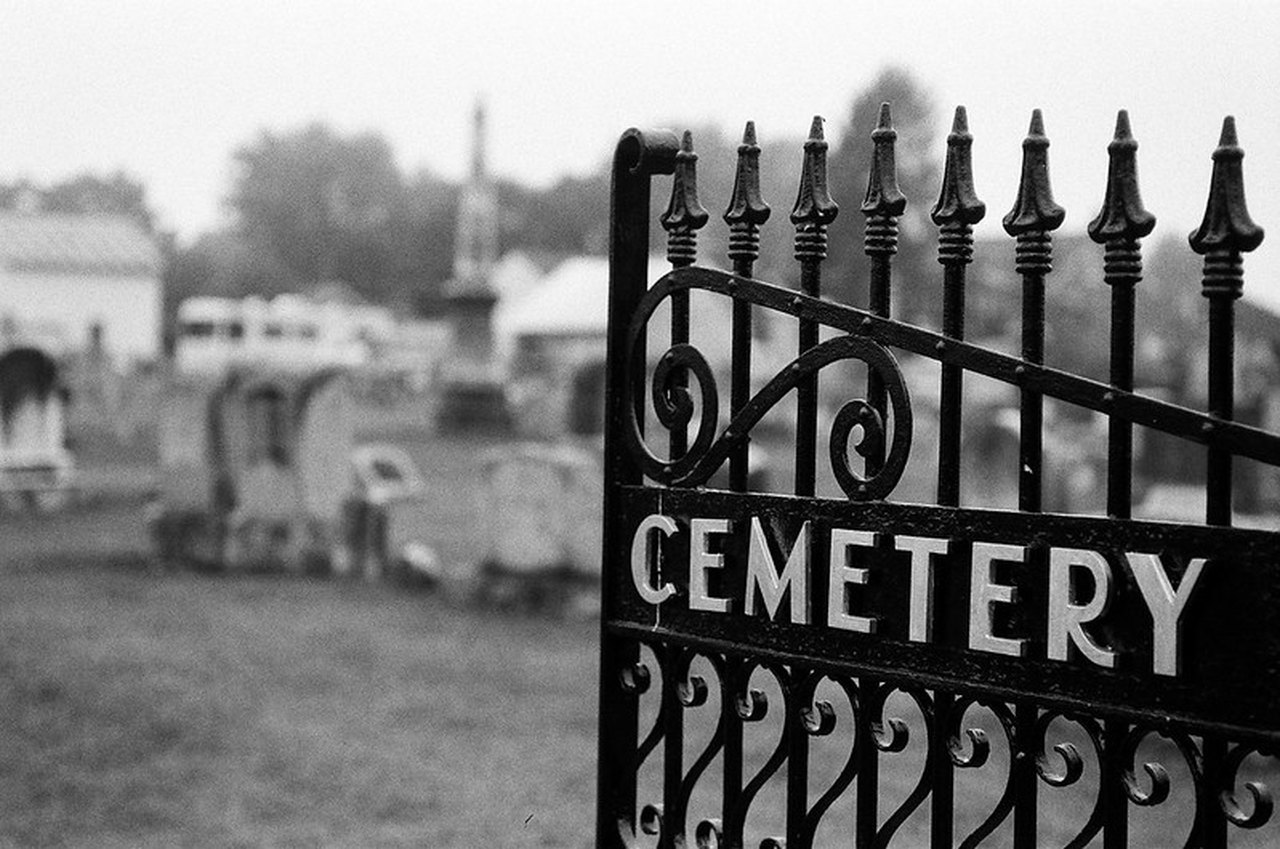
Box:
[1003,109,1066,236]
[862,102,907,219]
[1088,110,1156,246]
[725,121,771,264]
[661,130,710,267]
[1189,116,1265,262]
[791,116,839,261]
[932,106,986,226]
[932,106,986,265]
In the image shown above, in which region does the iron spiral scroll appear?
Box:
[623,265,913,501]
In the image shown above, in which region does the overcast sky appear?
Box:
[2,0,1277,305]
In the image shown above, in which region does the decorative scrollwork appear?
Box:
[678,652,726,839]
[1119,724,1204,846]
[1120,725,1175,807]
[619,660,652,695]
[953,698,1018,849]
[694,817,723,848]
[869,686,913,755]
[799,674,861,843]
[651,343,718,472]
[798,670,837,738]
[639,802,664,836]
[626,270,913,499]
[631,645,666,772]
[1034,711,1087,788]
[1219,742,1274,830]
[1034,711,1104,849]
[875,684,936,846]
[734,663,792,842]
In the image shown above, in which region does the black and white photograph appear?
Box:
[0,1,1277,846]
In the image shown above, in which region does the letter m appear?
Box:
[745,518,811,624]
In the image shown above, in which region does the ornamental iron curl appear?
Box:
[873,684,937,847]
[1119,724,1204,847]
[952,698,1018,849]
[625,269,913,501]
[1219,743,1275,830]
[799,673,862,843]
[1033,711,1105,849]
[677,652,726,839]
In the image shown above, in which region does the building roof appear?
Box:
[496,256,613,338]
[0,212,161,277]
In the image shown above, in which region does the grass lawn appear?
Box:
[0,527,599,848]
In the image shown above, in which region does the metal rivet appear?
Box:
[1015,365,1026,377]
[935,340,946,353]
[1202,422,1214,433]
[1103,391,1115,403]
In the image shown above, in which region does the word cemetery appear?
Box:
[629,510,1207,676]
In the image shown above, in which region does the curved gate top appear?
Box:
[596,107,1278,848]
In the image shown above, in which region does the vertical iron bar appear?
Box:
[1089,109,1156,849]
[722,660,746,848]
[726,121,771,493]
[853,104,906,847]
[670,289,689,462]
[1190,116,1264,849]
[723,122,770,845]
[856,682,880,849]
[598,128,680,849]
[661,131,710,466]
[1004,108,1065,849]
[790,117,837,498]
[787,688,809,848]
[861,103,905,476]
[937,265,966,506]
[662,650,684,849]
[931,104,985,848]
[1018,273,1045,515]
[1198,247,1234,849]
[1205,291,1235,527]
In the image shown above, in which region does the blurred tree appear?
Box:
[43,172,155,230]
[399,169,459,315]
[828,66,941,324]
[0,171,155,230]
[227,123,404,301]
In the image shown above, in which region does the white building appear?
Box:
[0,211,162,364]
[173,292,397,374]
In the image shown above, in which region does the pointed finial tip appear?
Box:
[1219,115,1238,148]
[877,102,892,127]
[742,120,757,145]
[1114,110,1132,139]
[952,105,969,133]
[680,129,694,151]
[1029,109,1045,136]
[808,115,824,140]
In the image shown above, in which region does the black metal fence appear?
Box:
[596,106,1278,848]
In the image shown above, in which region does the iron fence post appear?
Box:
[1003,108,1065,849]
[1190,114,1265,849]
[598,127,679,849]
[931,104,986,848]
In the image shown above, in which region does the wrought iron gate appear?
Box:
[596,105,1279,848]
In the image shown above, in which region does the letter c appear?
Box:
[631,514,678,605]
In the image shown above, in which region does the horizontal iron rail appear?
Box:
[633,266,1280,469]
